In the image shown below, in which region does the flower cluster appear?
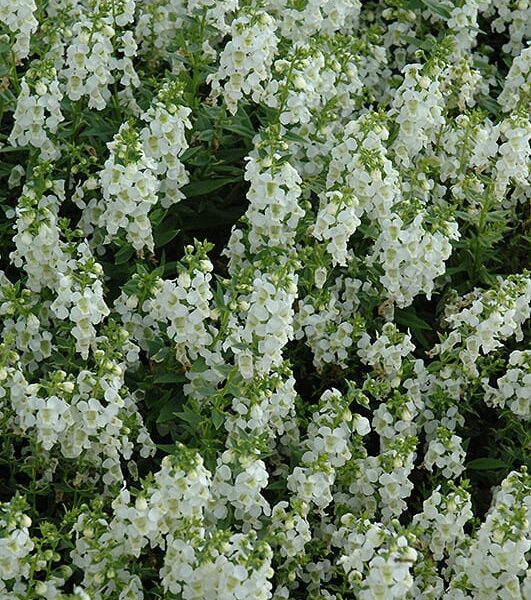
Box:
[94,123,160,251]
[357,323,415,387]
[1,1,530,598]
[370,211,460,307]
[63,1,138,110]
[9,61,64,160]
[225,269,298,377]
[335,516,418,599]
[294,276,365,368]
[499,46,531,112]
[288,389,369,510]
[240,134,304,253]
[0,0,38,59]
[483,349,531,420]
[494,115,531,204]
[208,10,278,114]
[424,426,467,479]
[434,273,531,376]
[446,469,531,598]
[312,188,361,267]
[0,496,33,588]
[135,0,187,58]
[391,62,446,166]
[140,83,192,207]
[145,262,215,364]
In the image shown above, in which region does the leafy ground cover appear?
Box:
[0,0,530,598]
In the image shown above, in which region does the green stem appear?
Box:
[472,188,490,283]
[276,55,297,121]
[10,49,20,95]
[458,118,471,176]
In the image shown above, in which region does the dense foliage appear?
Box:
[0,0,530,598]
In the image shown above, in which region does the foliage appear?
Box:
[0,0,530,598]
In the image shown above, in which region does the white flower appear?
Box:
[0,0,38,59]
[424,427,466,479]
[208,10,278,114]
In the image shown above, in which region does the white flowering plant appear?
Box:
[0,0,530,598]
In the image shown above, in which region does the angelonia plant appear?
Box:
[0,1,530,599]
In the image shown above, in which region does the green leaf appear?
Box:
[180,205,245,229]
[216,148,248,162]
[151,347,170,363]
[157,402,178,424]
[146,339,165,355]
[467,458,508,471]
[419,0,454,19]
[446,264,469,276]
[212,407,225,430]
[190,357,208,373]
[152,265,165,278]
[266,480,286,491]
[225,382,242,397]
[231,342,250,352]
[198,129,214,142]
[0,145,27,153]
[154,227,180,248]
[223,121,256,139]
[153,372,188,384]
[122,279,139,296]
[180,146,203,162]
[502,55,513,69]
[156,443,177,453]
[401,26,438,51]
[283,130,309,144]
[427,360,443,374]
[194,114,211,131]
[395,308,432,331]
[78,116,116,139]
[478,96,501,117]
[114,244,135,265]
[213,363,233,378]
[212,278,226,308]
[183,177,236,197]
[175,409,202,427]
